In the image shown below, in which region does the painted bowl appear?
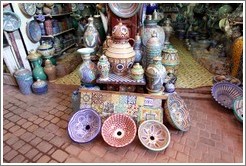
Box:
[101,113,137,147]
[32,79,48,95]
[164,93,191,131]
[68,108,101,143]
[233,97,243,123]
[211,82,243,109]
[138,120,171,151]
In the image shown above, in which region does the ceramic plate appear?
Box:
[19,3,36,16]
[108,3,142,18]
[26,20,42,43]
[233,97,243,123]
[71,3,78,12]
[3,11,21,32]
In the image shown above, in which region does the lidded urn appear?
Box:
[105,21,135,76]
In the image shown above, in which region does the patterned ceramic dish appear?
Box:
[138,120,171,151]
[26,20,42,43]
[3,11,21,32]
[19,3,36,16]
[211,82,243,109]
[68,108,101,143]
[233,97,243,123]
[108,3,141,18]
[164,93,191,131]
[101,113,137,147]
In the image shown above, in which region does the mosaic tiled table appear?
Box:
[79,88,167,125]
[96,72,146,92]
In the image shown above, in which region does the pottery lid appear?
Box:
[27,49,42,60]
[131,63,144,74]
[32,79,47,88]
[38,42,53,50]
[14,68,32,77]
[146,31,161,48]
[99,54,108,62]
[112,21,130,41]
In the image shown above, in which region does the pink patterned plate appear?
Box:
[68,108,101,143]
[108,3,141,18]
[138,120,171,151]
[101,113,137,147]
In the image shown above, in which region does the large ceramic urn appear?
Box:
[161,46,180,75]
[105,22,135,76]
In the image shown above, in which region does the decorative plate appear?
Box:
[138,120,171,151]
[233,97,243,123]
[3,11,21,32]
[68,108,101,143]
[108,3,142,18]
[211,82,243,109]
[71,3,78,12]
[19,3,36,16]
[101,113,137,147]
[164,93,191,131]
[26,20,42,43]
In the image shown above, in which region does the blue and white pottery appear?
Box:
[32,79,48,95]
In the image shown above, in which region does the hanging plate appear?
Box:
[3,11,21,32]
[108,3,141,18]
[19,3,36,16]
[26,20,42,43]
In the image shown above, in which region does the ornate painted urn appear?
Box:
[105,21,135,76]
[161,46,180,75]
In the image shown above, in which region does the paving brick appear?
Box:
[9,125,21,133]
[51,149,69,162]
[37,155,51,163]
[56,111,65,117]
[51,117,60,124]
[43,133,55,141]
[199,137,215,147]
[16,119,27,126]
[173,142,185,152]
[33,128,47,138]
[65,144,82,156]
[25,148,40,160]
[45,123,59,133]
[30,137,42,146]
[50,136,64,147]
[176,152,189,162]
[221,151,235,163]
[3,145,11,155]
[56,120,67,129]
[18,143,32,155]
[12,140,25,150]
[124,150,138,161]
[45,114,55,121]
[20,132,36,142]
[3,133,12,141]
[33,118,44,125]
[234,155,243,163]
[4,121,15,129]
[65,157,81,163]
[199,130,210,138]
[10,154,25,163]
[22,121,33,129]
[201,153,214,163]
[154,154,170,163]
[14,128,26,137]
[39,120,50,128]
[48,159,58,163]
[32,152,43,162]
[9,115,22,122]
[6,136,19,145]
[37,141,53,153]
[164,147,177,158]
[48,147,56,156]
[208,147,221,159]
[19,111,33,119]
[48,108,60,115]
[4,103,13,109]
[56,105,67,111]
[27,124,39,132]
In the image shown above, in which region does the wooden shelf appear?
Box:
[34,12,73,18]
[41,28,74,38]
[54,43,76,57]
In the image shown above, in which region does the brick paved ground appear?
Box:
[2,84,243,163]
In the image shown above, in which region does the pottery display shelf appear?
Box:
[34,12,73,18]
[96,72,146,92]
[41,28,75,38]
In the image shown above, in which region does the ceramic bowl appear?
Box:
[101,113,137,147]
[164,93,191,131]
[32,79,48,95]
[68,108,101,143]
[138,120,171,151]
[211,82,243,109]
[233,97,243,123]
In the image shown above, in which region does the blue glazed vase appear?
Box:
[14,68,33,95]
[32,79,48,95]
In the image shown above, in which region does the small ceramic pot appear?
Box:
[32,79,48,95]
[97,55,110,80]
[130,63,144,81]
[37,42,55,58]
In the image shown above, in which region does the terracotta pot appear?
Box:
[44,59,56,81]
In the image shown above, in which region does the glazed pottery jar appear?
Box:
[105,22,135,76]
[133,33,143,63]
[97,55,110,80]
[83,17,99,53]
[14,68,33,95]
[44,59,56,81]
[77,48,98,87]
[37,41,55,58]
[32,79,48,95]
[161,46,180,75]
[163,18,173,45]
[102,35,113,53]
[165,82,175,93]
[93,14,106,45]
[145,32,162,69]
[32,60,47,81]
[71,89,80,112]
[146,56,167,94]
[130,63,144,81]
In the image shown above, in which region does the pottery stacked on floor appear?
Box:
[32,79,48,95]
[105,21,135,76]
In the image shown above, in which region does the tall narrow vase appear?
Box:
[77,48,98,87]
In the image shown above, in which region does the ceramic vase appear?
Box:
[146,56,167,94]
[165,82,175,93]
[145,32,162,69]
[133,33,143,63]
[163,18,173,46]
[105,21,135,76]
[32,79,48,95]
[97,55,110,80]
[71,89,80,112]
[161,46,180,75]
[78,48,98,87]
[130,63,144,81]
[44,59,56,81]
[83,17,99,53]
[31,59,47,81]
[14,68,33,95]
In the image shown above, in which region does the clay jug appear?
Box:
[44,59,56,81]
